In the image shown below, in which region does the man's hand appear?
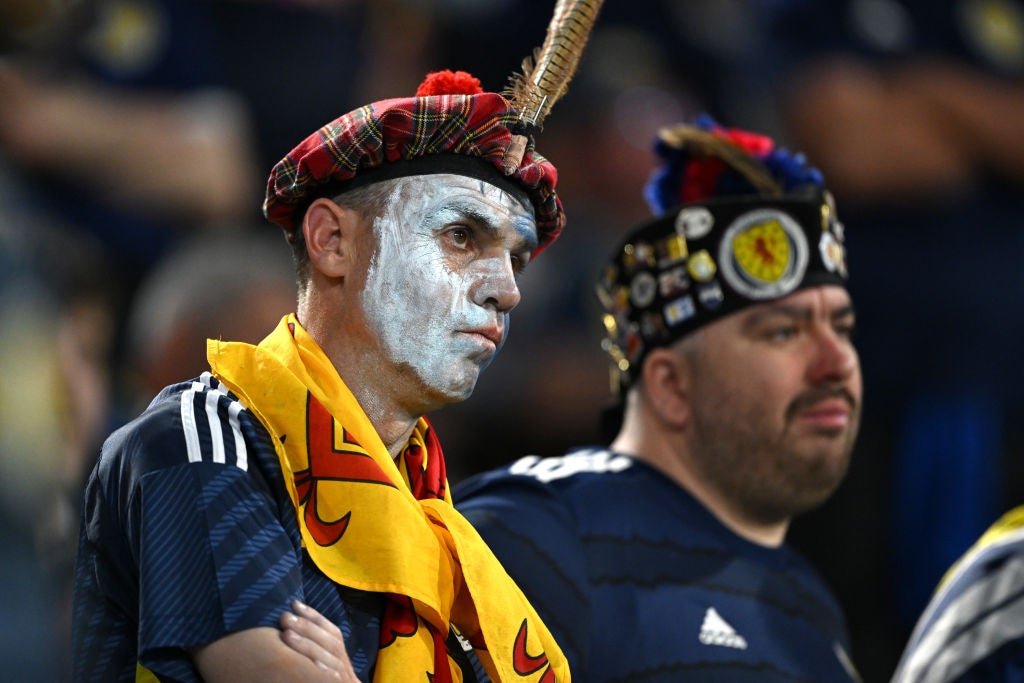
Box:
[190,602,359,682]
[279,600,357,678]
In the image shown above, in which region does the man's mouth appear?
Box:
[795,398,852,429]
[462,325,504,349]
[787,388,857,431]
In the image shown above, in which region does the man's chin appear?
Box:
[797,450,852,505]
[426,371,481,406]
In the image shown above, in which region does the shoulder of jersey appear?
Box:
[101,372,256,474]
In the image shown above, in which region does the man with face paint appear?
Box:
[454,116,864,682]
[354,175,534,405]
[70,71,571,683]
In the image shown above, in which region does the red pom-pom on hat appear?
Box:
[415,70,484,96]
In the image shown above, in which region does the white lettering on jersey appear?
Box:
[509,449,633,483]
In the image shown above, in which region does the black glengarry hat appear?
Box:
[597,115,848,392]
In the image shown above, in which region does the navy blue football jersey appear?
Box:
[455,448,860,682]
[71,373,383,681]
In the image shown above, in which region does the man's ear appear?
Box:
[640,347,692,429]
[302,197,360,278]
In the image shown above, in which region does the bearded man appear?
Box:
[454,116,864,682]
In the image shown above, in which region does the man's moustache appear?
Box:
[785,386,857,422]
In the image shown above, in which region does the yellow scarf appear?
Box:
[207,314,569,683]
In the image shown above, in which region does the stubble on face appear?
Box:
[683,337,861,525]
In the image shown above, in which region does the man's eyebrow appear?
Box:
[745,305,812,326]
[436,201,539,252]
[743,302,856,327]
[831,304,856,320]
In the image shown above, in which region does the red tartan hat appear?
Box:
[263,71,564,257]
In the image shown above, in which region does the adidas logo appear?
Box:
[698,607,748,650]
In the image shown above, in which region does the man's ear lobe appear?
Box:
[303,197,356,278]
[641,348,691,429]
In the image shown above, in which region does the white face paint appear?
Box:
[360,173,538,403]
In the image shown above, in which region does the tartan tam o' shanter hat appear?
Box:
[597,114,850,391]
[263,71,564,257]
[263,0,607,258]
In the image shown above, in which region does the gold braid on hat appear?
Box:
[501,0,605,173]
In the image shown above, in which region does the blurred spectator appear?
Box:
[891,505,1024,682]
[754,0,1024,679]
[124,230,296,411]
[888,505,1024,679]
[0,159,114,680]
[1,1,260,678]
[0,0,260,304]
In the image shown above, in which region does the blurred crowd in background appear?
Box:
[3,0,1024,680]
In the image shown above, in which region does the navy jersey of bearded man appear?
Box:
[70,65,578,683]
[454,115,864,682]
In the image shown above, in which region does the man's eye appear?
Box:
[768,326,798,342]
[510,253,529,275]
[449,228,470,248]
[835,322,856,340]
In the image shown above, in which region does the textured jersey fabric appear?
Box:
[454,448,859,682]
[71,373,384,681]
[892,507,1024,683]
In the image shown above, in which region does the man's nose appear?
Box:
[470,253,521,312]
[809,328,858,383]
